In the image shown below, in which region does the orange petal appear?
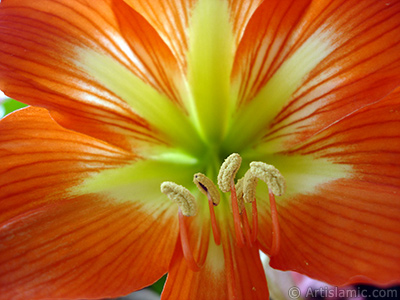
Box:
[0,0,183,150]
[122,0,195,71]
[162,214,269,300]
[259,88,400,285]
[0,107,179,299]
[224,0,265,46]
[0,106,132,223]
[124,0,264,70]
[233,0,312,104]
[231,0,400,151]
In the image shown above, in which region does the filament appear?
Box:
[268,192,280,257]
[178,210,202,272]
[230,180,245,248]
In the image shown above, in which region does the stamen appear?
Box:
[161,181,197,216]
[161,182,201,271]
[217,153,242,193]
[249,162,286,196]
[218,154,245,247]
[249,162,285,257]
[230,180,245,248]
[193,173,221,245]
[160,155,285,257]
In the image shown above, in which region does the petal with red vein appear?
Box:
[123,0,264,70]
[162,211,269,300]
[0,107,132,223]
[0,0,183,150]
[260,89,400,285]
[122,0,195,71]
[230,0,400,152]
[232,0,312,106]
[0,107,179,299]
[226,0,265,46]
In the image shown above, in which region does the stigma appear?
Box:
[161,153,286,272]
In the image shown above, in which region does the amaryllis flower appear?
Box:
[0,0,400,299]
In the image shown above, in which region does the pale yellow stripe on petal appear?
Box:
[79,49,203,155]
[72,159,198,214]
[242,150,351,200]
[227,34,333,150]
[272,155,351,199]
[186,0,235,144]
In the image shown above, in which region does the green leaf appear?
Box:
[1,98,27,117]
[149,275,167,295]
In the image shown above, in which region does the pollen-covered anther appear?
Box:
[161,181,197,216]
[249,162,286,196]
[193,173,220,205]
[217,153,242,192]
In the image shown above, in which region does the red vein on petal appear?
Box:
[59,207,172,294]
[279,207,399,276]
[0,204,134,280]
[297,192,400,234]
[284,202,400,258]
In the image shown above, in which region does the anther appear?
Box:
[161,182,197,216]
[193,173,221,245]
[217,153,242,193]
[193,173,220,205]
[249,162,286,196]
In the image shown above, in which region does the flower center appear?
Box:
[161,153,286,272]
